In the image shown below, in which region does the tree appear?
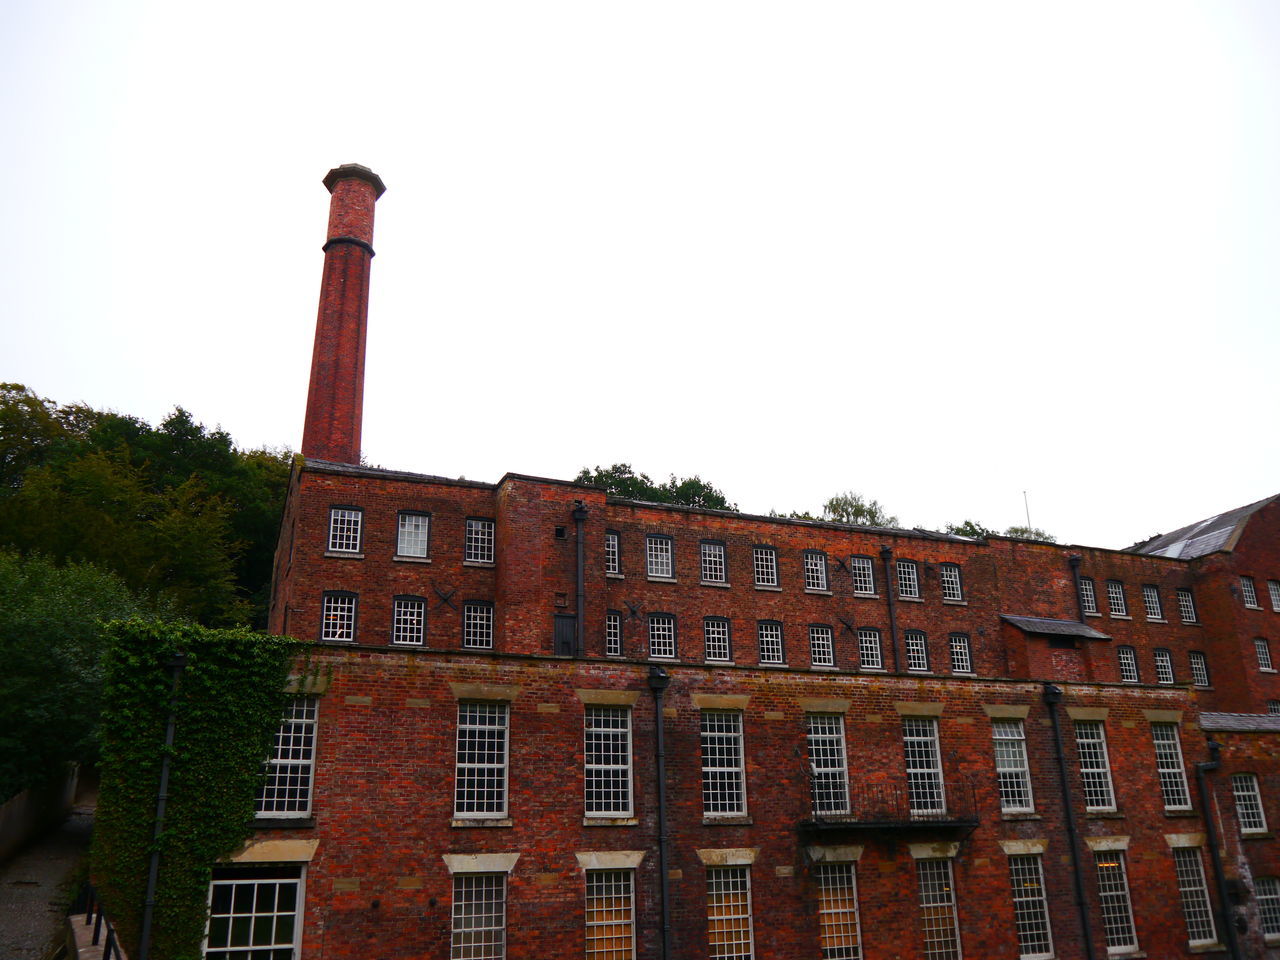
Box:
[575,463,736,511]
[0,384,291,626]
[821,491,898,527]
[0,551,170,801]
[945,519,997,539]
[1004,524,1057,543]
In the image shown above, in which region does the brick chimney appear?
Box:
[301,163,386,464]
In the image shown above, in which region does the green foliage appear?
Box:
[0,384,291,626]
[1003,524,1058,543]
[944,519,997,539]
[92,620,300,960]
[576,463,737,511]
[821,491,898,527]
[0,551,168,801]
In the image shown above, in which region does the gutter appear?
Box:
[1043,682,1097,960]
[648,666,672,960]
[880,547,902,672]
[1196,740,1243,959]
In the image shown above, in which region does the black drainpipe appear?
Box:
[1043,682,1097,960]
[139,652,187,960]
[1068,555,1086,622]
[648,665,672,960]
[879,546,902,672]
[1196,740,1243,960]
[573,502,588,656]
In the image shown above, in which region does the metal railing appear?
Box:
[70,883,126,960]
[803,773,980,830]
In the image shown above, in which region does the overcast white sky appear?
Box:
[4,1,1278,549]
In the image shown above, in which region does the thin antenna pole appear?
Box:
[1023,490,1031,529]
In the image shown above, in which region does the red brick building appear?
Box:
[216,165,1280,960]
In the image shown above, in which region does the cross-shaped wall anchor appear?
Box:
[433,584,457,610]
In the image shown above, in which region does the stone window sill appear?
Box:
[754,584,782,592]
[1086,810,1125,819]
[703,816,752,826]
[463,560,495,568]
[451,818,513,828]
[394,555,430,563]
[583,817,638,827]
[853,592,880,600]
[253,817,316,829]
[647,575,677,584]
[942,599,968,606]
[324,551,364,559]
[701,580,731,588]
[1109,614,1132,620]
[1241,830,1274,840]
[804,588,833,596]
[606,572,625,580]
[1001,812,1042,821]
[898,595,923,603]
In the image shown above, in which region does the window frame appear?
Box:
[584,705,633,819]
[752,545,779,589]
[757,620,785,665]
[1105,580,1128,617]
[1269,580,1280,613]
[255,698,317,819]
[396,510,430,559]
[391,594,427,646]
[1154,648,1174,685]
[585,869,636,960]
[806,713,850,816]
[604,530,622,576]
[327,505,363,554]
[700,710,747,818]
[1256,637,1275,672]
[1073,720,1116,812]
[462,601,495,650]
[605,611,623,657]
[1189,651,1210,687]
[808,623,835,669]
[905,630,930,673]
[646,534,675,580]
[902,716,946,816]
[700,539,727,585]
[1231,772,1268,834]
[1117,645,1139,683]
[320,590,357,642]
[1141,584,1163,620]
[803,550,830,592]
[1242,575,1261,609]
[453,701,509,819]
[939,563,964,602]
[1094,850,1139,954]
[205,865,305,960]
[648,613,677,660]
[1152,722,1192,811]
[1258,876,1280,938]
[464,517,497,565]
[1008,853,1053,960]
[896,559,920,599]
[849,556,876,596]
[949,633,973,674]
[1079,577,1098,615]
[450,872,507,960]
[857,628,883,671]
[992,718,1034,814]
[814,861,862,960]
[1176,588,1198,623]
[1172,847,1217,947]
[704,616,732,663]
[916,858,962,959]
[706,865,755,959]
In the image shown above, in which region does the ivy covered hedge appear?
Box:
[92,620,301,960]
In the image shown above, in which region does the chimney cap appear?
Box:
[323,164,386,199]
